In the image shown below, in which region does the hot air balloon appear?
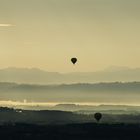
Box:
[94,113,102,122]
[71,58,77,65]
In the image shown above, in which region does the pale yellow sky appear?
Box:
[0,0,140,72]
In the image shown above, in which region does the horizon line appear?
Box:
[0,100,140,107]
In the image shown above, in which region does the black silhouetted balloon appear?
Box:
[94,113,102,122]
[71,58,77,65]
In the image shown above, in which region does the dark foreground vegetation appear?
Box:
[1,107,140,124]
[0,123,140,140]
[0,107,140,139]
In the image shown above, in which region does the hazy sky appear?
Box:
[0,0,140,72]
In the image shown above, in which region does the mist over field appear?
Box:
[0,81,140,107]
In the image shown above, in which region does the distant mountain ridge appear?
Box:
[1,67,140,84]
[0,81,140,103]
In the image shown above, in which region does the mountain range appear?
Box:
[0,66,140,84]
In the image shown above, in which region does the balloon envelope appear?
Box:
[71,58,77,64]
[94,113,102,122]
